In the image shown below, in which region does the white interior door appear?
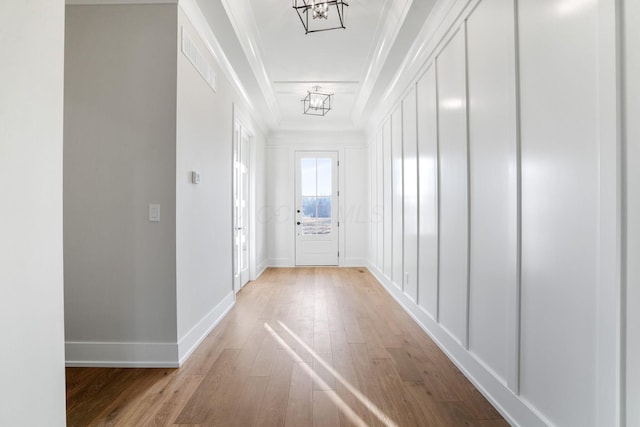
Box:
[233,125,250,292]
[295,151,339,266]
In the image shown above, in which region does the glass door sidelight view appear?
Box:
[295,151,339,266]
[233,124,250,292]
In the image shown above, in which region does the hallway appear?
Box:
[65,268,506,426]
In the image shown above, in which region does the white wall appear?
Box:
[344,147,369,263]
[391,107,404,288]
[416,64,438,320]
[402,88,418,302]
[466,0,518,386]
[255,132,268,272]
[366,0,617,425]
[265,132,368,267]
[176,8,251,362]
[518,1,599,425]
[0,1,66,424]
[382,120,393,278]
[624,0,639,424]
[436,27,469,348]
[64,4,179,365]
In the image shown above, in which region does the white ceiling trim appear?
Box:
[273,81,359,95]
[66,0,177,4]
[267,130,367,148]
[220,0,282,125]
[178,0,269,132]
[349,0,414,124]
[367,0,470,134]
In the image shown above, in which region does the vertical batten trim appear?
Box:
[596,0,625,425]
[462,20,471,351]
[620,0,628,423]
[435,57,442,324]
[389,117,394,283]
[400,100,405,293]
[507,0,523,396]
[415,81,421,306]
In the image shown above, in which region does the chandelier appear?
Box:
[302,86,333,116]
[292,1,349,34]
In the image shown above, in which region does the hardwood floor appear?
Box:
[66,267,508,426]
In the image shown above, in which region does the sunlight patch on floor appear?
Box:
[264,321,398,427]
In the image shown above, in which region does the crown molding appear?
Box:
[220,0,282,124]
[349,0,414,125]
[366,0,472,129]
[178,0,269,133]
[66,0,177,4]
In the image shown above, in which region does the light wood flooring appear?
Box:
[66,267,508,426]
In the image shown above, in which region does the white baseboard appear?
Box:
[65,292,235,368]
[365,261,549,427]
[65,341,179,368]
[255,259,269,279]
[342,257,367,267]
[177,291,235,365]
[267,258,291,267]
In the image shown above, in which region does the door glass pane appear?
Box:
[301,158,317,197]
[317,158,332,196]
[300,157,332,235]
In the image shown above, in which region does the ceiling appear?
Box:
[198,0,438,133]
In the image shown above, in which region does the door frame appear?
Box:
[232,104,257,293]
[288,145,346,267]
[294,150,340,266]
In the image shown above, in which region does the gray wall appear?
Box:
[64,3,267,366]
[0,1,66,424]
[64,5,178,352]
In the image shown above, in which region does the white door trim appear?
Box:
[294,150,339,266]
[232,104,257,292]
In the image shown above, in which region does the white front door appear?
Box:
[295,151,339,266]
[233,124,250,292]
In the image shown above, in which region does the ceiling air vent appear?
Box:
[181,27,216,92]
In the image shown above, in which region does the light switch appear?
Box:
[149,204,160,222]
[192,171,201,184]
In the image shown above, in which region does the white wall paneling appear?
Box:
[0,0,66,423]
[623,0,640,425]
[383,119,393,279]
[369,135,377,264]
[391,106,404,289]
[344,147,369,265]
[402,87,419,302]
[435,25,469,349]
[416,64,439,320]
[466,0,518,389]
[596,0,625,425]
[376,128,384,269]
[518,0,599,425]
[366,0,627,425]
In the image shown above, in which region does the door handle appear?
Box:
[236,227,244,230]
[296,222,301,225]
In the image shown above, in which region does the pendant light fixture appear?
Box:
[302,86,332,116]
[292,0,349,34]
